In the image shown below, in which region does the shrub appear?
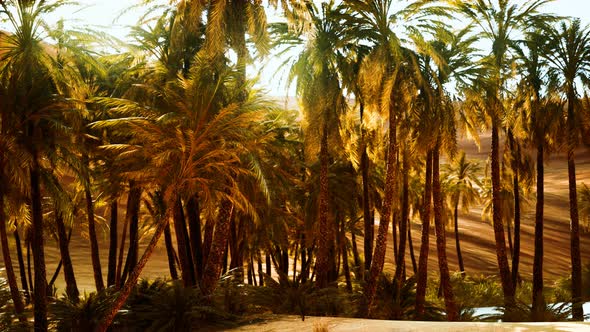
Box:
[371,274,444,321]
[121,279,234,331]
[251,272,354,320]
[49,289,117,331]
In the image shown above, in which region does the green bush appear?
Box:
[371,274,444,321]
[49,289,117,331]
[250,272,354,320]
[121,279,234,331]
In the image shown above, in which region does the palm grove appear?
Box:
[1,0,590,330]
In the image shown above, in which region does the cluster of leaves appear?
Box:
[49,279,235,331]
[371,274,445,321]
[248,273,355,320]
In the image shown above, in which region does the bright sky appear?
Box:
[7,0,590,96]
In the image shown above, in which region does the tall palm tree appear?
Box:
[285,1,352,288]
[452,0,553,309]
[544,18,590,320]
[443,151,482,276]
[343,0,447,315]
[0,1,82,329]
[511,29,560,319]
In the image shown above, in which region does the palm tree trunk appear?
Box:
[0,184,25,320]
[361,142,373,272]
[568,146,583,320]
[30,152,48,331]
[454,201,465,276]
[315,121,332,288]
[408,208,417,275]
[26,232,34,297]
[394,149,409,288]
[201,200,234,296]
[510,133,521,286]
[96,210,171,332]
[266,253,272,278]
[416,150,433,318]
[362,107,397,317]
[341,219,352,293]
[14,229,29,303]
[433,144,459,321]
[491,124,515,307]
[164,222,178,279]
[202,218,215,266]
[84,163,104,292]
[119,184,141,287]
[107,200,118,287]
[173,197,196,287]
[257,251,264,286]
[532,140,545,320]
[186,194,204,280]
[55,211,79,301]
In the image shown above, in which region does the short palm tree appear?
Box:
[443,152,482,276]
[94,54,275,331]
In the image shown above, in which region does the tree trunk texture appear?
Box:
[186,195,204,281]
[568,147,583,320]
[119,184,141,287]
[173,197,196,287]
[454,201,465,276]
[107,200,118,287]
[361,146,373,273]
[416,150,433,318]
[408,217,417,275]
[359,102,374,275]
[84,159,104,292]
[202,218,215,266]
[566,92,583,320]
[14,229,30,302]
[362,107,397,317]
[27,233,34,297]
[164,222,178,279]
[0,184,25,319]
[433,145,459,321]
[96,210,171,332]
[394,149,409,291]
[266,253,271,278]
[315,121,332,288]
[491,124,515,307]
[532,140,545,320]
[341,219,352,292]
[200,200,234,296]
[257,251,264,286]
[55,211,79,300]
[31,153,48,331]
[510,132,521,286]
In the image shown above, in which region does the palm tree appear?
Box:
[95,55,274,330]
[511,29,562,319]
[452,0,553,308]
[443,151,482,276]
[285,1,352,288]
[544,18,590,320]
[342,0,447,315]
[0,1,82,329]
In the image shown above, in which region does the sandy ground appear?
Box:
[226,315,590,332]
